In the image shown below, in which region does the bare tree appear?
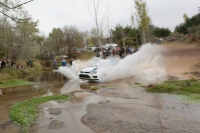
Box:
[130,15,139,47]
[88,0,106,58]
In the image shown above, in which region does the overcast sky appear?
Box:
[24,0,200,36]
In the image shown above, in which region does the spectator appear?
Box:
[29,59,34,68]
[16,64,23,69]
[53,58,57,69]
[26,59,30,67]
[61,58,67,66]
[118,47,123,58]
[11,59,16,68]
[70,59,73,66]
[1,57,6,68]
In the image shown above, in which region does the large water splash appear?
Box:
[98,43,167,83]
[53,57,100,80]
[54,43,168,83]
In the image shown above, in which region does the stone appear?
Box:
[48,120,64,129]
[47,108,62,115]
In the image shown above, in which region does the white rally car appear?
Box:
[78,59,119,81]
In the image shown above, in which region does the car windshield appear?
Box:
[89,60,108,67]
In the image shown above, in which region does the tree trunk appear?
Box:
[142,28,146,44]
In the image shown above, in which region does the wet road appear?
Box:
[1,72,200,133]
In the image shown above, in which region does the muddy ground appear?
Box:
[1,43,200,133]
[30,43,200,133]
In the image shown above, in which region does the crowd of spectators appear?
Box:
[0,57,34,70]
[96,45,138,59]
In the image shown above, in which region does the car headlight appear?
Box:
[90,68,98,74]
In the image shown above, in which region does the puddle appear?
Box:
[1,72,200,133]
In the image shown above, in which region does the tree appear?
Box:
[0,0,33,25]
[111,24,140,48]
[88,0,106,58]
[14,17,39,59]
[130,15,139,47]
[175,24,187,34]
[63,25,84,59]
[183,14,189,22]
[49,28,64,56]
[153,27,171,38]
[134,0,151,44]
[175,13,200,34]
[0,0,38,58]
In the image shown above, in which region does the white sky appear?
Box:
[24,0,200,36]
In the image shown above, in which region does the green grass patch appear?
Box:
[10,94,69,133]
[91,86,100,91]
[146,79,200,101]
[196,62,200,68]
[0,59,53,88]
[0,78,34,88]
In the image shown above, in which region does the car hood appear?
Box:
[81,67,97,72]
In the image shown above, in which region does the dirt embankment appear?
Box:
[160,43,200,79]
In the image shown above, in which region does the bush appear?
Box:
[40,60,52,67]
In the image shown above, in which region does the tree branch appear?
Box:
[0,11,29,23]
[0,0,34,9]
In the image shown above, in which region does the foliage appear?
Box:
[10,94,69,133]
[153,27,171,38]
[175,23,187,34]
[14,19,39,59]
[146,79,200,101]
[134,0,151,43]
[48,28,64,56]
[111,24,141,47]
[89,28,106,46]
[62,25,85,59]
[0,0,33,23]
[187,25,200,40]
[175,13,200,35]
[0,59,50,88]
[0,1,40,59]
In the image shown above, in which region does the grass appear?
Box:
[91,86,100,91]
[0,59,51,88]
[0,78,34,88]
[196,62,200,68]
[146,78,200,101]
[78,52,95,61]
[10,94,69,133]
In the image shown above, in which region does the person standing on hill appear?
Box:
[29,59,34,68]
[53,58,57,69]
[61,58,67,66]
[26,59,30,67]
[70,59,73,66]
